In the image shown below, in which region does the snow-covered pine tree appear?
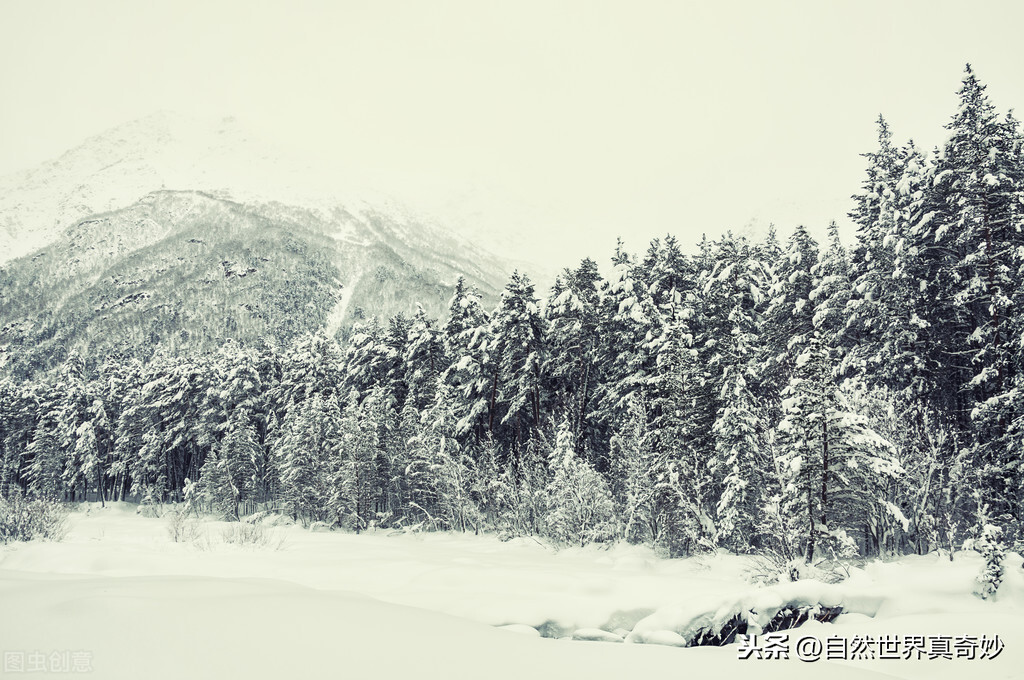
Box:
[335,390,379,532]
[196,448,234,519]
[85,398,113,505]
[492,271,546,452]
[498,437,550,538]
[422,382,479,531]
[776,333,902,562]
[756,428,802,571]
[639,235,696,427]
[442,276,482,359]
[54,353,92,500]
[713,362,766,552]
[128,425,167,506]
[403,305,445,411]
[100,356,145,502]
[278,331,346,408]
[545,415,616,546]
[701,234,770,552]
[208,344,277,501]
[361,386,408,526]
[761,225,819,412]
[651,318,718,556]
[592,242,662,441]
[882,137,951,400]
[947,76,1024,540]
[198,406,261,520]
[879,140,937,401]
[439,277,493,440]
[468,433,507,532]
[608,394,659,545]
[340,319,387,400]
[380,314,414,409]
[72,422,100,503]
[122,352,217,503]
[847,132,965,552]
[831,381,921,557]
[26,417,64,501]
[849,115,905,244]
[894,66,1024,540]
[845,115,909,382]
[810,222,853,357]
[973,520,1007,600]
[403,400,438,528]
[0,378,32,496]
[274,392,340,525]
[641,235,695,323]
[542,258,604,458]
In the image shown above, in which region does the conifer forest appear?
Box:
[3,66,1023,566]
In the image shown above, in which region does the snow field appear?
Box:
[0,503,1021,679]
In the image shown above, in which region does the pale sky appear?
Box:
[2,0,1023,269]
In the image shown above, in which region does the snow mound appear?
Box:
[626,579,883,646]
[497,624,541,636]
[571,628,625,643]
[632,629,689,647]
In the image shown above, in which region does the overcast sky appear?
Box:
[2,1,1023,268]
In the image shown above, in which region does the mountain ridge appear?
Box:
[0,113,530,375]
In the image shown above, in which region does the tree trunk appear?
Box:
[487,370,499,434]
[806,486,816,564]
[820,415,830,555]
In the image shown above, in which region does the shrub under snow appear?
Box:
[973,523,1006,600]
[0,493,69,544]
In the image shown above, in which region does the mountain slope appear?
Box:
[0,115,517,374]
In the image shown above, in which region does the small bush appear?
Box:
[245,510,294,527]
[974,523,1006,600]
[221,522,286,550]
[0,493,69,544]
[138,502,165,518]
[746,551,849,585]
[166,509,203,544]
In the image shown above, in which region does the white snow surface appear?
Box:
[1,504,1022,679]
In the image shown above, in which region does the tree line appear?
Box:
[1,65,1021,561]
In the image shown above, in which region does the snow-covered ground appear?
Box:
[0,504,1021,679]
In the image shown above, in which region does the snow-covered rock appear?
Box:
[571,628,624,643]
[497,624,541,637]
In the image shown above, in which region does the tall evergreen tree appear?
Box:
[609,395,659,545]
[491,271,546,453]
[776,334,902,562]
[543,258,604,457]
[274,393,340,524]
[761,225,819,412]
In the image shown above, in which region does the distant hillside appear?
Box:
[0,113,523,375]
[0,189,508,375]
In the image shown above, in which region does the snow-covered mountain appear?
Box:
[0,112,457,262]
[0,113,520,368]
